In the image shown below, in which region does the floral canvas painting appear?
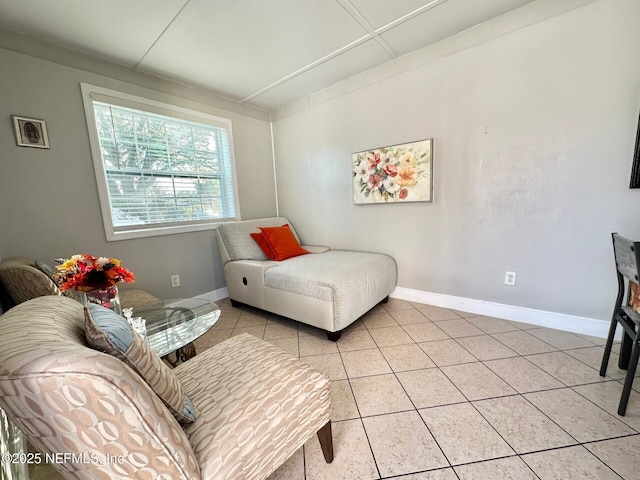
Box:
[352,139,432,204]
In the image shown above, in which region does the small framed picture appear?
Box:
[12,115,50,149]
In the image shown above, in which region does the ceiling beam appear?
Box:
[242,0,449,104]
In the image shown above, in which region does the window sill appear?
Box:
[106,220,236,241]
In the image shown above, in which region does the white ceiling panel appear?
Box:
[0,0,543,111]
[0,0,188,65]
[381,0,534,56]
[249,39,391,110]
[138,0,368,101]
[346,0,441,30]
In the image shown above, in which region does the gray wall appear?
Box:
[272,0,640,321]
[0,45,276,299]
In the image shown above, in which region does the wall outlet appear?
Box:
[171,274,180,288]
[504,271,516,286]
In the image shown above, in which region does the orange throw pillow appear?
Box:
[250,232,277,260]
[259,224,309,261]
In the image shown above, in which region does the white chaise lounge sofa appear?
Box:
[216,217,397,340]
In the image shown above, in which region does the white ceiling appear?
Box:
[0,0,535,111]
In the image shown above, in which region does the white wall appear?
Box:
[272,0,640,324]
[0,43,277,299]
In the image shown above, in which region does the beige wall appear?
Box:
[272,0,640,321]
[0,45,276,299]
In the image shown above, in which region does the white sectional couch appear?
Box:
[216,217,397,340]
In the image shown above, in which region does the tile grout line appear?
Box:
[380,303,456,473]
[385,303,458,476]
[365,301,456,475]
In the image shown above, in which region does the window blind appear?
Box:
[91,101,237,231]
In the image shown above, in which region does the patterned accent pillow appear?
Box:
[34,260,55,278]
[84,304,197,424]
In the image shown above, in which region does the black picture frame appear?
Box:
[631,109,640,188]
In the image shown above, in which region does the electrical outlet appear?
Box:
[171,274,180,288]
[504,271,516,286]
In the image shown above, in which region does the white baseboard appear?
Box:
[391,286,616,340]
[195,287,229,303]
[196,285,617,340]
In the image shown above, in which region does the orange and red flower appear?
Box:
[54,254,135,292]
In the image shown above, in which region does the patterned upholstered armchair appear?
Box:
[0,256,162,311]
[0,256,60,306]
[0,295,333,479]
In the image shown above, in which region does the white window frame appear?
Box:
[81,83,241,241]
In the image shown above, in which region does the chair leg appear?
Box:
[619,329,633,370]
[618,339,640,416]
[327,331,341,342]
[600,317,619,377]
[317,421,334,463]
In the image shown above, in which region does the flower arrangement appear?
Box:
[54,254,135,292]
[353,140,432,203]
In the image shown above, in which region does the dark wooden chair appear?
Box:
[600,233,640,416]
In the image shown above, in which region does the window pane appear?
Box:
[92,101,236,231]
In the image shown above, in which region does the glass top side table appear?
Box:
[136,298,221,364]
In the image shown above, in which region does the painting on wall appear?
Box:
[353,138,432,204]
[12,115,50,149]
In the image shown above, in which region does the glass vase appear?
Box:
[81,285,122,316]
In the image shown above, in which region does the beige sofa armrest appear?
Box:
[302,245,331,254]
[224,260,278,308]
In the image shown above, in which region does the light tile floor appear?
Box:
[207,298,639,480]
[30,297,640,480]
